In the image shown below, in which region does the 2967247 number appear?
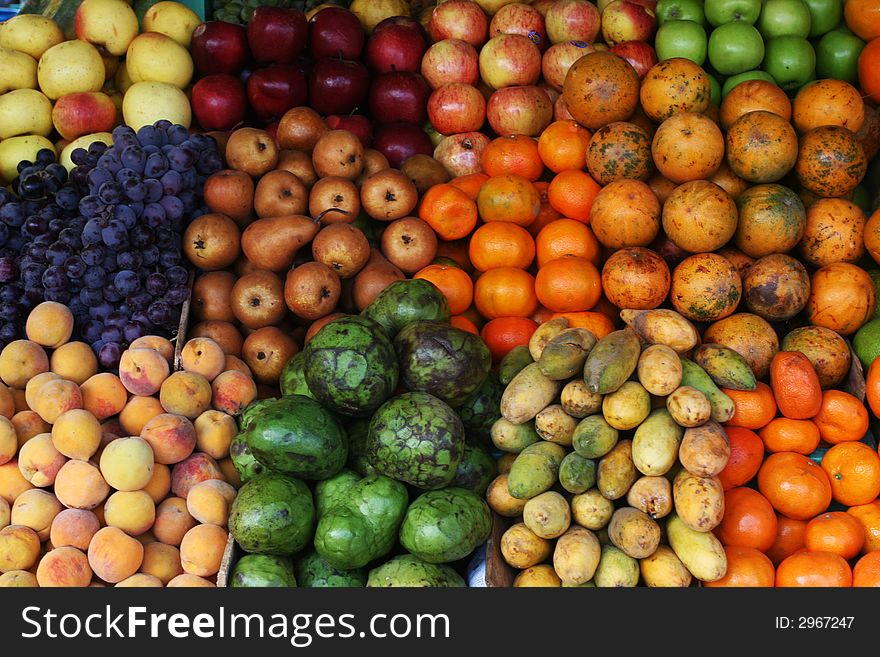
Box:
[775,617,854,629]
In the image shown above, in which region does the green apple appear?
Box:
[816,29,865,83]
[655,20,708,64]
[757,0,812,39]
[0,135,54,184]
[0,89,53,139]
[707,73,721,105]
[762,36,816,92]
[708,22,764,75]
[801,0,842,38]
[656,0,704,25]
[721,69,776,97]
[704,0,761,26]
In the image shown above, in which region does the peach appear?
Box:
[11,387,27,413]
[11,411,49,448]
[0,497,8,529]
[211,370,257,417]
[25,302,74,348]
[140,413,197,465]
[53,460,109,510]
[224,355,252,377]
[11,489,62,540]
[186,479,236,526]
[179,523,227,577]
[99,436,154,491]
[50,509,100,550]
[0,569,37,586]
[140,541,182,584]
[167,573,214,587]
[218,458,241,488]
[116,573,163,587]
[36,546,92,587]
[119,347,171,396]
[0,416,15,464]
[87,526,144,584]
[101,417,124,437]
[159,371,212,419]
[0,524,40,572]
[32,379,83,424]
[17,433,67,487]
[194,410,237,460]
[180,337,227,382]
[103,490,156,536]
[0,460,34,504]
[142,463,171,503]
[92,431,119,461]
[51,408,102,460]
[171,452,224,498]
[50,342,98,385]
[119,395,165,436]
[25,371,61,410]
[135,530,155,545]
[152,497,196,546]
[129,336,174,363]
[81,373,129,421]
[0,340,49,388]
[0,384,13,419]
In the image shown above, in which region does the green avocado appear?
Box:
[228,473,315,555]
[230,554,296,588]
[366,555,466,587]
[362,279,451,337]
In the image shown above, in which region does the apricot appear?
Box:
[32,379,83,424]
[36,546,93,587]
[0,569,37,586]
[104,490,156,536]
[101,417,124,437]
[11,387,27,413]
[152,497,197,546]
[0,385,13,419]
[50,341,98,385]
[116,573,163,587]
[10,411,49,448]
[186,479,237,526]
[92,432,119,462]
[0,497,8,529]
[167,573,215,587]
[25,371,61,410]
[135,530,155,545]
[87,526,144,584]
[54,460,109,510]
[159,372,213,419]
[18,433,67,487]
[51,409,102,460]
[99,437,154,491]
[140,541,183,585]
[194,410,237,460]
[218,458,241,488]
[140,413,197,465]
[119,395,165,435]
[119,348,171,396]
[224,355,252,377]
[50,509,100,550]
[26,302,74,348]
[210,370,257,417]
[171,452,224,498]
[0,524,40,572]
[180,337,227,382]
[81,373,129,422]
[142,463,172,504]
[180,524,227,577]
[129,336,175,363]
[0,417,15,465]
[11,489,62,540]
[0,460,34,504]
[0,340,49,388]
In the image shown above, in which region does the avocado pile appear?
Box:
[228,280,497,587]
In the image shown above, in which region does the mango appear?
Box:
[534,404,577,445]
[693,343,757,391]
[602,380,650,430]
[490,418,540,453]
[538,328,597,380]
[560,379,602,418]
[583,329,641,394]
[553,526,601,586]
[528,317,569,360]
[620,308,700,353]
[507,441,566,500]
[637,344,682,396]
[559,452,597,494]
[500,522,552,569]
[666,512,727,582]
[572,414,619,459]
[500,362,561,425]
[593,544,639,587]
[597,439,638,501]
[571,489,614,530]
[486,474,527,517]
[523,490,571,539]
[498,345,533,385]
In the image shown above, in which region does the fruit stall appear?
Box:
[1,0,880,589]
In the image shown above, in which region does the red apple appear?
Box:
[190,21,250,75]
[368,71,430,125]
[601,0,656,45]
[247,7,307,65]
[427,83,486,135]
[309,6,365,59]
[308,57,370,116]
[192,74,247,131]
[545,0,601,44]
[326,114,373,147]
[373,122,434,168]
[541,40,595,91]
[433,131,490,177]
[51,91,117,140]
[609,40,657,78]
[374,15,427,38]
[531,0,556,16]
[247,64,308,122]
[479,34,542,89]
[490,3,548,51]
[486,85,553,136]
[265,120,279,146]
[421,38,480,89]
[365,23,427,73]
[427,0,489,48]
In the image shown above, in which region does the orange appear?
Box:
[534,256,601,314]
[758,451,832,521]
[480,317,539,362]
[716,487,778,552]
[804,512,865,560]
[759,418,821,455]
[849,501,880,553]
[450,315,479,335]
[535,219,601,268]
[537,119,592,173]
[449,173,489,200]
[550,312,614,339]
[717,426,764,490]
[481,134,544,181]
[867,357,880,420]
[702,546,774,588]
[723,382,777,430]
[769,351,822,420]
[767,515,807,566]
[527,181,563,237]
[812,389,870,445]
[418,184,478,240]
[413,264,474,316]
[853,551,880,587]
[845,0,880,40]
[476,174,541,226]
[820,441,880,507]
[468,222,535,272]
[776,551,852,587]
[860,37,880,104]
[473,267,538,320]
[546,170,601,223]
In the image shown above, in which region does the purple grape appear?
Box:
[115,168,139,185]
[81,243,105,266]
[147,299,172,326]
[123,321,146,343]
[23,215,48,238]
[166,265,188,285]
[120,145,146,173]
[165,283,190,306]
[64,256,87,279]
[101,324,123,344]
[59,228,82,249]
[41,265,67,289]
[54,186,81,212]
[80,287,103,306]
[155,120,173,131]
[168,147,195,172]
[96,152,122,175]
[145,272,168,296]
[43,289,71,304]
[101,220,129,249]
[144,152,169,178]
[143,178,164,203]
[136,125,164,147]
[0,257,17,283]
[0,202,25,227]
[21,263,44,287]
[89,301,113,322]
[70,148,89,166]
[142,245,159,266]
[8,233,27,252]
[46,242,73,266]
[103,282,123,303]
[117,251,142,270]
[131,225,155,248]
[79,195,102,218]
[159,250,181,269]
[156,229,176,249]
[98,181,123,205]
[160,169,182,195]
[167,125,189,145]
[98,342,122,369]
[0,223,8,248]
[142,202,166,228]
[197,150,223,175]
[114,270,140,295]
[131,310,152,329]
[80,319,103,343]
[87,168,113,189]
[159,195,184,221]
[127,290,152,311]
[123,179,147,202]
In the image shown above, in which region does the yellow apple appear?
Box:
[102,53,120,81]
[143,1,202,48]
[125,32,193,89]
[0,15,64,60]
[59,132,113,171]
[350,0,410,32]
[123,81,191,131]
[0,89,53,139]
[0,46,38,93]
[114,59,134,93]
[0,135,55,183]
[37,40,105,100]
[74,0,139,56]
